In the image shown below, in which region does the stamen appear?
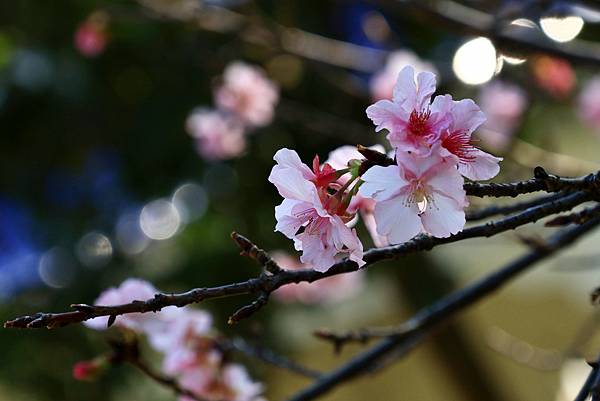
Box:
[408,109,431,137]
[442,130,477,163]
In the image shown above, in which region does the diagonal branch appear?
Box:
[285,215,600,401]
[3,191,595,330]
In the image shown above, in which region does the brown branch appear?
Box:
[4,189,595,330]
[286,215,600,401]
[545,203,600,227]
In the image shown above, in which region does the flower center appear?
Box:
[408,109,431,137]
[442,130,477,163]
[404,180,431,214]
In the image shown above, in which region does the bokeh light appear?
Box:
[115,211,150,255]
[540,15,584,43]
[453,37,499,85]
[139,199,181,240]
[76,232,113,268]
[172,182,208,224]
[38,247,76,288]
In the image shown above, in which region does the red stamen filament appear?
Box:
[408,109,431,137]
[442,131,477,163]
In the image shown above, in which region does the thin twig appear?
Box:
[4,191,594,330]
[466,192,568,221]
[226,337,321,379]
[285,216,600,401]
[545,204,600,227]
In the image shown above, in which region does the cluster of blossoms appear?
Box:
[270,66,502,272]
[186,61,279,160]
[81,279,266,401]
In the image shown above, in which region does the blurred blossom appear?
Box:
[577,76,600,131]
[11,49,54,91]
[214,61,279,127]
[478,81,527,152]
[84,278,176,330]
[172,182,208,224]
[532,56,575,98]
[186,109,246,160]
[540,15,584,43]
[38,247,76,288]
[76,232,112,269]
[115,210,150,255]
[74,11,109,57]
[370,50,437,101]
[139,199,181,241]
[272,251,364,304]
[453,37,500,85]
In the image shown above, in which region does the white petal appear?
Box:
[421,193,466,238]
[451,99,486,134]
[458,149,502,181]
[414,70,437,110]
[393,65,417,106]
[359,165,408,201]
[274,199,305,238]
[268,167,317,203]
[366,100,406,133]
[273,148,314,179]
[374,196,422,244]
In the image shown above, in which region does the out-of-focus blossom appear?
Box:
[370,50,437,101]
[359,148,467,244]
[72,358,107,381]
[532,56,575,99]
[578,76,600,131]
[186,109,246,160]
[269,148,364,271]
[367,66,452,155]
[74,12,109,58]
[215,62,279,127]
[178,364,264,401]
[84,278,173,331]
[439,99,502,181]
[272,251,364,304]
[478,81,527,152]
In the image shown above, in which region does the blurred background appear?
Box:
[2,0,600,400]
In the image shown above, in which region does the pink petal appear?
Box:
[359,165,408,201]
[272,148,314,180]
[374,196,422,244]
[426,162,468,208]
[450,98,486,134]
[274,199,305,238]
[268,166,317,203]
[458,149,503,181]
[366,99,406,133]
[421,193,466,238]
[392,65,417,106]
[414,70,437,110]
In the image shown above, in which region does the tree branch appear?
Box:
[466,192,568,221]
[4,190,595,330]
[285,215,600,401]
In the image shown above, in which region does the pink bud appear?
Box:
[72,358,106,381]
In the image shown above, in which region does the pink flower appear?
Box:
[215,61,279,127]
[478,81,527,152]
[325,145,389,247]
[271,251,364,304]
[366,66,452,155]
[84,278,174,331]
[147,308,213,354]
[578,76,600,131]
[438,98,503,181]
[268,148,364,271]
[370,50,438,101]
[532,56,575,99]
[359,148,467,244]
[186,109,246,160]
[74,21,108,57]
[178,364,264,401]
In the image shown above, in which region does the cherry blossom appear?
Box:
[178,364,265,401]
[578,76,600,131]
[84,278,176,331]
[366,66,452,154]
[478,81,527,152]
[268,148,364,271]
[532,56,575,99]
[438,98,502,181]
[74,12,109,58]
[215,61,279,127]
[325,145,389,247]
[370,50,438,101]
[271,251,364,304]
[186,109,246,160]
[359,148,467,244]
